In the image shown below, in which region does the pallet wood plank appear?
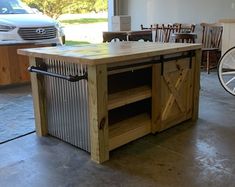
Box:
[192,49,201,120]
[88,64,109,163]
[109,113,151,150]
[18,42,202,65]
[29,57,48,136]
[0,46,11,85]
[152,63,162,133]
[108,86,152,110]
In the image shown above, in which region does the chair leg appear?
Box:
[206,51,210,74]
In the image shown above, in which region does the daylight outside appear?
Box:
[23,0,108,44]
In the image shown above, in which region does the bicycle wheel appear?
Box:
[218,46,235,96]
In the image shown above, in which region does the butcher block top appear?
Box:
[18,42,201,65]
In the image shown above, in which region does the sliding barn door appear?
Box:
[152,56,194,132]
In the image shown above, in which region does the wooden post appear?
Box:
[88,64,109,163]
[29,57,48,136]
[151,63,162,133]
[192,49,201,120]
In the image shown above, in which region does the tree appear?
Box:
[22,0,108,19]
[94,0,108,12]
[23,0,77,19]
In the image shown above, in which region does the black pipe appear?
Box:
[28,66,87,82]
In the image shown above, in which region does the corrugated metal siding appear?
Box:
[44,59,90,152]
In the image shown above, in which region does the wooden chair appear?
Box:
[140,24,153,30]
[200,23,223,74]
[173,23,196,33]
[128,30,153,42]
[103,32,128,42]
[154,24,173,42]
[173,33,197,43]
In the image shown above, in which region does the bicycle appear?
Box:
[218,46,235,96]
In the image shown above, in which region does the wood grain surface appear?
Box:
[18,42,201,65]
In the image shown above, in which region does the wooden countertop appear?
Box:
[18,42,201,65]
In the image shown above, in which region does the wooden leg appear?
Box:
[29,57,48,136]
[206,51,210,74]
[192,49,201,120]
[151,63,162,133]
[88,64,109,163]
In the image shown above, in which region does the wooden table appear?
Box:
[18,42,201,163]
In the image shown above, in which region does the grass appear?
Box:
[65,40,90,46]
[60,18,107,25]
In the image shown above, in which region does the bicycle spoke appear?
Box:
[225,77,235,85]
[222,71,235,75]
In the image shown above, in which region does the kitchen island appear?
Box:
[18,42,201,163]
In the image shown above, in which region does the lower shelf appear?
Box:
[109,113,151,151]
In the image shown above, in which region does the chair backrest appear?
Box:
[173,23,196,33]
[200,23,223,49]
[128,30,153,42]
[154,24,173,42]
[173,33,196,43]
[103,32,128,42]
[140,24,153,30]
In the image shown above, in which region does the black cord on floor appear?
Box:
[0,130,36,145]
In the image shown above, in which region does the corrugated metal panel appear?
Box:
[44,59,90,152]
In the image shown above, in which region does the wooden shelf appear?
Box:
[108,86,151,110]
[109,113,151,150]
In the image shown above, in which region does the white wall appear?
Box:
[119,0,235,30]
[108,0,115,30]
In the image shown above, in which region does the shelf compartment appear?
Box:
[109,113,151,151]
[108,64,152,75]
[108,86,152,110]
[108,67,152,94]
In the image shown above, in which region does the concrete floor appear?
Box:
[0,85,35,143]
[1,72,235,187]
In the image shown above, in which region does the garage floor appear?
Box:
[0,84,34,143]
[0,72,235,187]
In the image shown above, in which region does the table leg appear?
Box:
[29,57,48,136]
[88,64,109,163]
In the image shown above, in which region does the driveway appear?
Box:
[63,22,108,44]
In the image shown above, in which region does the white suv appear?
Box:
[0,0,65,45]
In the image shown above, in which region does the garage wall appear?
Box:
[119,0,235,30]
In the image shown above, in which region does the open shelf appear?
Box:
[109,113,151,151]
[107,66,152,150]
[108,86,152,110]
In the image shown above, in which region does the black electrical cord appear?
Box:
[0,130,35,145]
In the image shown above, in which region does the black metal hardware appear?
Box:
[107,52,195,73]
[28,66,88,82]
